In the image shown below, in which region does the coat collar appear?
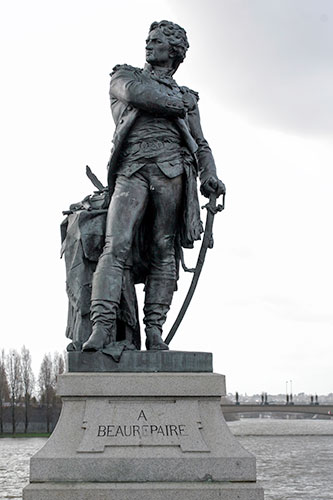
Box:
[143,63,178,89]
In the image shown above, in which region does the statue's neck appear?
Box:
[144,63,176,78]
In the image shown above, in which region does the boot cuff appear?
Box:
[144,278,175,305]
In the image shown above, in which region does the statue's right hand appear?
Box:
[200,176,226,198]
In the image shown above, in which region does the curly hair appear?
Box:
[149,20,189,69]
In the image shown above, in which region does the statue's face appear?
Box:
[145,29,173,67]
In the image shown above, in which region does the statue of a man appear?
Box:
[82,20,225,352]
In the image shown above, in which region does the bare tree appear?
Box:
[38,353,55,432]
[53,352,65,379]
[0,350,9,433]
[21,346,35,433]
[6,349,22,434]
[53,351,65,417]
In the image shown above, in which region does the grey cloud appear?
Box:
[262,294,333,323]
[172,0,333,135]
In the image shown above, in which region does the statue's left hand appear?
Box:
[200,176,226,198]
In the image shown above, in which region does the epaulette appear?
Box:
[180,86,200,102]
[110,64,142,77]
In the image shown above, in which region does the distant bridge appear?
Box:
[221,403,333,416]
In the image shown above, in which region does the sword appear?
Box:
[165,191,225,346]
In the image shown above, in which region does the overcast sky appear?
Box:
[1,0,332,395]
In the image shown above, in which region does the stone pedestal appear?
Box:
[23,354,263,499]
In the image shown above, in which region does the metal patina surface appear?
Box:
[67,350,213,372]
[61,20,226,362]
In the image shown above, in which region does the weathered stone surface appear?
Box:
[77,399,210,452]
[24,481,264,500]
[57,372,226,397]
[67,350,213,373]
[23,372,263,499]
[28,373,253,483]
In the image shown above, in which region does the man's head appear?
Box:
[146,20,189,72]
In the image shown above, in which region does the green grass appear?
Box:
[0,432,51,438]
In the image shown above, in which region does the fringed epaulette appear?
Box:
[110,64,142,77]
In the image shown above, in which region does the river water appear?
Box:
[1,418,332,499]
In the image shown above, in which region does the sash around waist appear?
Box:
[120,136,182,160]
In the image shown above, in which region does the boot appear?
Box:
[83,266,123,351]
[145,322,169,350]
[82,323,113,351]
[144,278,175,351]
[82,300,117,351]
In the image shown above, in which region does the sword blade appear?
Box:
[165,192,219,346]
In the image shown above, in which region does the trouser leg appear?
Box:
[83,174,149,351]
[143,170,183,350]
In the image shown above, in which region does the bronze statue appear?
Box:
[62,20,225,356]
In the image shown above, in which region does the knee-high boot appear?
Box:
[82,300,118,351]
[82,269,122,351]
[144,278,175,350]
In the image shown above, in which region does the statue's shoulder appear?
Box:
[179,85,200,102]
[110,64,143,78]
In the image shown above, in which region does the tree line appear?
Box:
[0,347,65,434]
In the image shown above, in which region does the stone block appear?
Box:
[24,481,264,500]
[67,350,213,373]
[23,371,263,499]
[57,372,226,397]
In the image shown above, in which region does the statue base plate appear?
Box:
[24,481,263,499]
[67,350,213,372]
[23,371,263,500]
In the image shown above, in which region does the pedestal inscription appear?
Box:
[78,399,209,452]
